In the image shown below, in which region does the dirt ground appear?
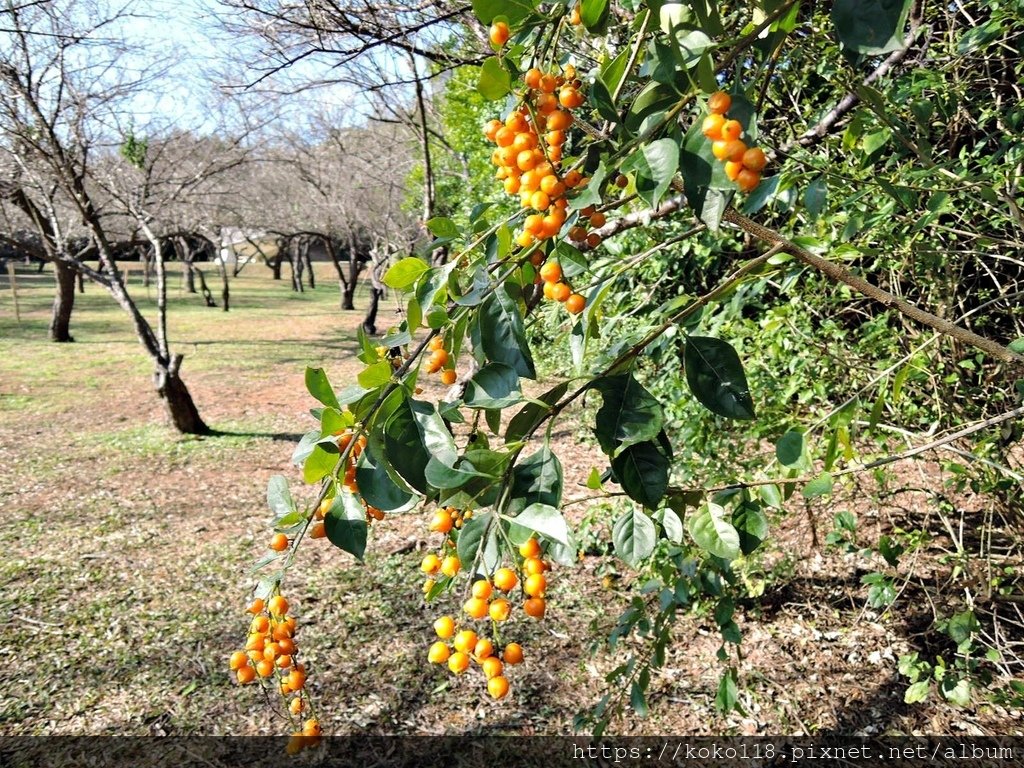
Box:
[0,263,1020,737]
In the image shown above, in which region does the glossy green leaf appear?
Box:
[479,285,536,378]
[803,472,834,499]
[305,367,340,410]
[580,0,609,31]
[471,0,536,25]
[383,257,429,290]
[620,137,679,208]
[592,373,664,456]
[266,475,296,517]
[831,0,912,55]
[508,502,571,547]
[426,217,459,238]
[653,506,684,543]
[357,361,392,389]
[324,492,367,560]
[463,362,522,409]
[684,336,756,420]
[506,382,568,442]
[610,440,669,509]
[508,445,563,515]
[733,500,768,555]
[478,56,512,100]
[303,443,337,484]
[688,502,740,560]
[776,430,804,466]
[355,444,415,511]
[612,508,657,566]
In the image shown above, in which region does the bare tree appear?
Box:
[0,0,209,433]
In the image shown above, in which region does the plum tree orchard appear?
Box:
[228,0,1024,742]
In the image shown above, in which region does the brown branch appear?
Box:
[722,208,1024,367]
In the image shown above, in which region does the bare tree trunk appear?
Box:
[76,270,84,294]
[49,258,75,342]
[326,237,350,309]
[302,239,315,289]
[194,267,217,307]
[216,251,230,311]
[156,355,209,434]
[290,241,303,292]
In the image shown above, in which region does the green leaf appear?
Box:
[471,0,535,26]
[653,507,684,543]
[266,475,296,517]
[831,0,913,55]
[630,680,649,718]
[775,430,804,466]
[424,455,494,490]
[620,137,679,208]
[904,680,930,704]
[568,162,608,210]
[303,443,337,484]
[715,668,739,713]
[684,336,756,420]
[357,361,392,389]
[508,503,571,547]
[305,367,340,410]
[478,57,511,101]
[463,362,522,409]
[383,257,429,290]
[427,217,459,239]
[733,501,768,555]
[805,177,828,218]
[1008,338,1024,355]
[803,472,834,499]
[947,610,979,645]
[324,492,367,560]
[586,467,603,491]
[591,374,664,456]
[355,444,416,511]
[505,381,569,442]
[612,508,657,567]
[941,677,971,707]
[479,285,536,378]
[610,441,670,509]
[384,396,454,493]
[688,502,740,560]
[589,76,619,123]
[508,445,563,515]
[457,511,499,572]
[580,0,609,31]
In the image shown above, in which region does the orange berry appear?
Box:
[252,615,270,633]
[524,213,544,236]
[539,74,557,93]
[724,161,743,181]
[289,698,304,715]
[277,654,293,669]
[524,68,542,89]
[516,150,537,171]
[503,642,524,665]
[245,633,265,653]
[421,554,442,574]
[484,119,503,141]
[433,615,456,639]
[720,119,742,141]
[512,131,537,152]
[741,147,767,172]
[495,127,515,147]
[448,651,471,674]
[542,281,557,300]
[539,261,562,283]
[545,129,565,147]
[559,87,584,109]
[565,293,586,314]
[503,176,520,195]
[472,580,493,600]
[482,656,504,679]
[569,4,582,24]
[229,651,248,671]
[568,226,587,241]
[589,211,606,228]
[310,521,326,539]
[493,567,518,592]
[516,231,535,248]
[278,637,296,656]
[303,719,322,736]
[524,573,548,597]
[428,641,451,664]
[247,598,265,615]
[540,214,563,239]
[708,91,732,115]
[263,641,280,662]
[440,369,457,385]
[268,595,289,616]
[702,113,726,140]
[519,538,541,558]
[488,675,510,699]
[530,190,550,211]
[429,509,453,534]
[269,533,289,552]
[585,233,602,248]
[489,598,511,622]
[463,596,489,619]
[614,174,628,188]
[489,21,509,46]
[287,670,306,691]
[236,665,256,684]
[523,557,545,575]
[539,175,565,198]
[474,638,495,660]
[736,168,761,192]
[550,282,571,302]
[256,659,274,677]
[564,169,583,187]
[453,629,478,654]
[440,555,461,577]
[546,110,572,131]
[524,597,546,619]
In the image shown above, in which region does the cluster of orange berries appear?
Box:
[424,335,457,385]
[229,594,318,746]
[484,64,588,250]
[335,429,367,493]
[538,259,585,314]
[421,516,552,701]
[701,91,767,193]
